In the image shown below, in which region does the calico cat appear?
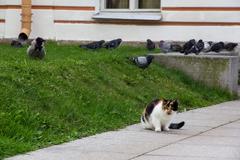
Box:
[141,98,184,132]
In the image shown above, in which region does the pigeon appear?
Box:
[79,40,105,49]
[195,39,205,54]
[224,42,238,51]
[169,121,185,129]
[208,42,225,52]
[202,41,213,52]
[130,55,154,69]
[196,39,204,53]
[27,37,46,59]
[181,39,196,55]
[104,38,122,49]
[146,39,155,51]
[11,40,23,48]
[187,45,199,55]
[159,40,171,53]
[170,44,182,52]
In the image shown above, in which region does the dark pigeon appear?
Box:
[187,45,198,55]
[11,40,23,48]
[27,37,46,59]
[181,39,196,55]
[159,40,171,53]
[130,55,154,69]
[146,39,155,51]
[195,39,205,55]
[104,38,122,49]
[79,40,105,49]
[224,42,238,51]
[170,44,182,52]
[209,42,225,52]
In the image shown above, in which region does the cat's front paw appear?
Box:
[155,128,162,132]
[163,127,170,131]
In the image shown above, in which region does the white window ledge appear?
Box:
[92,12,162,21]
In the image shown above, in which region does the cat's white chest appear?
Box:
[151,103,176,125]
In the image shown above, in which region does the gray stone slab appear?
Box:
[161,125,211,136]
[222,121,240,129]
[6,151,135,160]
[201,128,240,137]
[122,123,212,136]
[148,144,240,159]
[179,135,240,147]
[152,54,239,93]
[133,155,239,160]
[177,119,230,127]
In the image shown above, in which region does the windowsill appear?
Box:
[92,12,162,21]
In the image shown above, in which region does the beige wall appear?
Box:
[0,0,240,42]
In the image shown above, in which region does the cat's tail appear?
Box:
[141,115,152,129]
[169,121,185,129]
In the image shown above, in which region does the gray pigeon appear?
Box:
[170,44,182,52]
[208,42,225,52]
[224,42,238,51]
[79,40,105,49]
[11,40,23,48]
[159,40,171,53]
[104,38,122,49]
[146,39,155,51]
[181,39,196,55]
[27,37,46,59]
[130,55,154,69]
[202,41,212,52]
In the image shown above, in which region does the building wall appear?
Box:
[0,0,240,42]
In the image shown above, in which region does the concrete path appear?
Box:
[7,100,240,160]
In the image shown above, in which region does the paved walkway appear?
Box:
[7,100,240,160]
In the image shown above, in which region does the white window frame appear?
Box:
[93,0,162,20]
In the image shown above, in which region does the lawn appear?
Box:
[0,41,236,159]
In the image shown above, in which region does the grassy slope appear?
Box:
[0,42,235,159]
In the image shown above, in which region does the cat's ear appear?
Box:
[172,99,178,111]
[173,99,178,104]
[162,98,168,105]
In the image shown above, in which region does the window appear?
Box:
[93,0,162,20]
[138,0,160,9]
[104,0,161,10]
[106,0,129,9]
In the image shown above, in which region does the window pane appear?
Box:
[106,0,129,9]
[138,0,160,9]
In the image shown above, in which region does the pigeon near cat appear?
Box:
[104,38,122,49]
[181,39,196,55]
[130,55,154,69]
[159,40,171,53]
[27,37,46,59]
[208,42,225,52]
[146,39,155,51]
[141,98,185,132]
[79,40,105,50]
[224,42,238,51]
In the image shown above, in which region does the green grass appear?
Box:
[0,41,236,159]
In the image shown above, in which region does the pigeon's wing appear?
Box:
[27,45,35,56]
[136,57,148,66]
